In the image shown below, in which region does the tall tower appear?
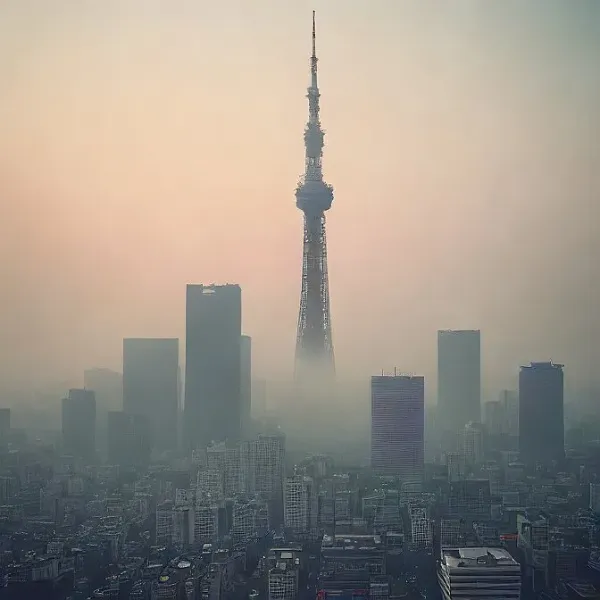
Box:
[295,11,335,377]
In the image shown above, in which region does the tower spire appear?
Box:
[311,10,318,91]
[312,10,316,58]
[294,11,335,379]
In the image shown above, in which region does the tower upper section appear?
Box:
[296,11,334,216]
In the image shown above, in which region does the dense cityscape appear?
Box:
[0,6,598,600]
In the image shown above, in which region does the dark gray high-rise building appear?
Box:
[84,368,123,457]
[0,409,10,436]
[438,330,481,447]
[241,335,252,439]
[0,408,10,448]
[123,338,179,452]
[107,411,152,467]
[62,389,96,461]
[184,284,242,450]
[519,362,564,465]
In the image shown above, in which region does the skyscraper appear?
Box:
[241,335,252,439]
[252,378,267,423]
[284,475,316,533]
[519,362,564,465]
[84,368,123,457]
[107,411,152,467]
[0,408,10,448]
[184,284,242,450]
[0,409,10,437]
[294,12,335,378]
[123,338,179,452]
[62,388,96,461]
[438,330,481,446]
[500,389,519,440]
[371,374,425,482]
[83,368,122,412]
[461,421,484,466]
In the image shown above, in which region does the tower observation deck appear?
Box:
[294,11,335,379]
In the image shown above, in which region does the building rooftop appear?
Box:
[521,361,564,370]
[441,547,517,569]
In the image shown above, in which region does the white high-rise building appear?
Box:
[590,484,600,514]
[248,434,285,500]
[156,502,174,546]
[409,506,432,550]
[462,422,484,465]
[194,502,219,543]
[446,452,466,482]
[284,475,315,533]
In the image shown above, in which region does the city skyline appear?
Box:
[0,1,597,401]
[0,4,597,596]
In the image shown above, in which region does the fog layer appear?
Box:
[0,1,598,399]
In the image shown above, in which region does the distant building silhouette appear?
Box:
[184,284,242,450]
[107,411,151,467]
[84,368,123,457]
[62,389,96,461]
[371,374,425,482]
[252,379,267,423]
[0,408,10,437]
[438,330,481,449]
[241,335,252,439]
[500,389,519,439]
[123,338,179,452]
[462,421,484,466]
[0,408,10,449]
[519,361,564,465]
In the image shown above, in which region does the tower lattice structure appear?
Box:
[295,11,335,377]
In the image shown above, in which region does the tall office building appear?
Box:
[484,401,504,437]
[519,362,564,465]
[371,375,425,482]
[84,368,122,411]
[0,408,10,449]
[0,409,10,437]
[107,411,151,467]
[62,389,96,461]
[438,330,481,446]
[84,368,123,457]
[461,422,484,466]
[123,338,179,452]
[241,335,252,439]
[500,389,519,439]
[252,379,267,423]
[251,433,286,527]
[184,284,242,450]
[284,475,316,533]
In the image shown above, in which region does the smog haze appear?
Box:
[0,0,598,401]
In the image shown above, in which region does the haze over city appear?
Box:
[0,0,598,401]
[1,3,600,600]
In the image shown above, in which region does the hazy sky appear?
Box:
[0,0,598,399]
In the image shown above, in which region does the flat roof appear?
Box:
[442,547,517,568]
[521,361,564,370]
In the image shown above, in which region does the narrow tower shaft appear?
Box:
[295,11,335,377]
